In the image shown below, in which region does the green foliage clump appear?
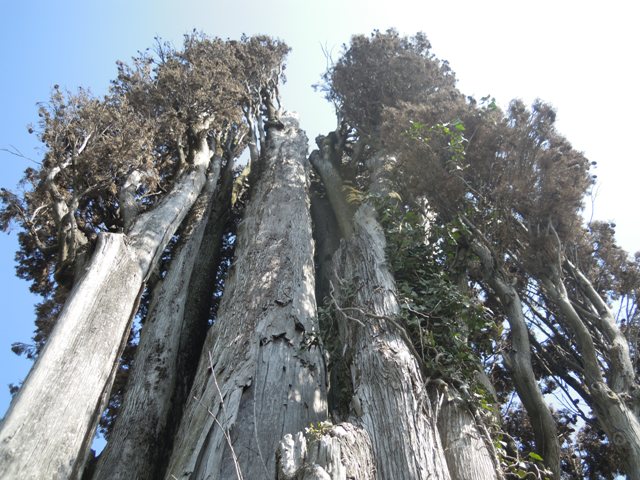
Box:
[305,421,333,441]
[376,196,497,386]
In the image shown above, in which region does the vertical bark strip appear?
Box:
[438,399,500,480]
[91,159,225,480]
[166,114,327,480]
[0,137,213,480]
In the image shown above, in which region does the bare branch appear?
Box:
[0,145,41,166]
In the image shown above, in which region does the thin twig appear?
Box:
[189,351,243,480]
[0,146,41,165]
[193,394,243,480]
[328,286,365,327]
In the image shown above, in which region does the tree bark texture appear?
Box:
[165,114,328,480]
[276,423,375,480]
[91,158,226,480]
[329,203,451,480]
[0,136,213,480]
[437,397,500,480]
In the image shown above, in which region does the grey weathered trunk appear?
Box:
[541,265,640,480]
[311,148,451,479]
[165,114,327,480]
[0,136,213,480]
[91,157,228,480]
[437,397,500,480]
[174,157,236,419]
[308,139,353,239]
[470,239,560,479]
[330,204,451,480]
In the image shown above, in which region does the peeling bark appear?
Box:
[0,135,214,480]
[165,114,327,480]
[276,423,375,480]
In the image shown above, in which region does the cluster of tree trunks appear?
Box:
[0,113,509,480]
[0,134,213,479]
[3,30,640,480]
[273,140,499,480]
[166,114,328,479]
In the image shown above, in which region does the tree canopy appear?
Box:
[0,32,288,358]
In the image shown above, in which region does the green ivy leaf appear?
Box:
[528,452,544,462]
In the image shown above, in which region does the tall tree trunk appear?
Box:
[330,203,451,480]
[312,148,451,479]
[174,157,236,421]
[91,156,231,480]
[0,136,214,480]
[165,114,328,480]
[470,238,561,479]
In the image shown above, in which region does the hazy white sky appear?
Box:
[0,0,638,415]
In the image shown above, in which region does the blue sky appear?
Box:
[1,0,638,417]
